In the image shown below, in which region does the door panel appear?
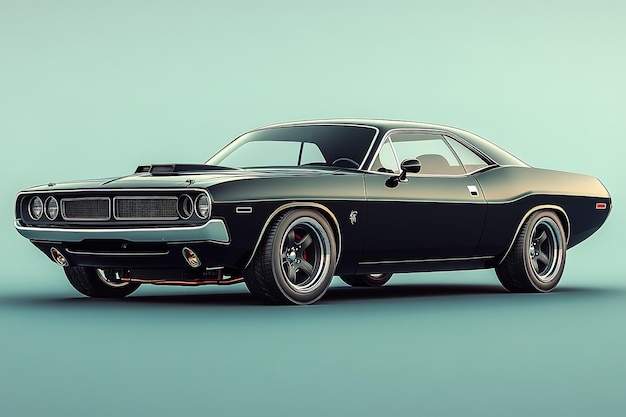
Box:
[361,173,487,263]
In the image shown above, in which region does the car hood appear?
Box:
[23,165,346,192]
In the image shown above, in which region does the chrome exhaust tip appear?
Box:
[50,247,69,267]
[182,247,201,268]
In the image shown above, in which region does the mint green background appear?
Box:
[1,1,624,416]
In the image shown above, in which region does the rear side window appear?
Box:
[445,137,489,173]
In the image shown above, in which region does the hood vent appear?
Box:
[135,164,231,175]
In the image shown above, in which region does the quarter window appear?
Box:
[445,137,489,172]
[371,139,400,173]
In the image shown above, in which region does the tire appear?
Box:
[340,273,393,287]
[496,210,566,292]
[243,209,337,305]
[64,266,141,298]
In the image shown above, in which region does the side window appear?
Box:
[218,141,301,167]
[445,137,489,173]
[299,142,326,165]
[371,139,400,173]
[390,133,465,175]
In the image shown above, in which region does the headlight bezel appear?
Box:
[195,193,211,220]
[28,196,44,220]
[178,194,194,220]
[44,196,59,221]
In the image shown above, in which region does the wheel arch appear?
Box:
[498,204,570,265]
[243,202,342,270]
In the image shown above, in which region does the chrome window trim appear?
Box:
[113,195,179,221]
[366,128,498,177]
[61,197,111,221]
[363,166,494,179]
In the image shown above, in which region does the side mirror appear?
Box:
[386,158,421,187]
[399,158,421,179]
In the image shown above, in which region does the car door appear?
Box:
[360,130,489,269]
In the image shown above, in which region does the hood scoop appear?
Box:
[135,164,232,176]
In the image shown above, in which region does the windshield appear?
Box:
[207,125,378,169]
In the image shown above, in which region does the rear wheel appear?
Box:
[340,273,393,287]
[496,210,566,292]
[243,209,337,305]
[64,266,141,298]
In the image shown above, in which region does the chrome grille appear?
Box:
[61,198,111,221]
[114,196,179,220]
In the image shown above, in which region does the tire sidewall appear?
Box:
[522,211,567,292]
[269,209,337,304]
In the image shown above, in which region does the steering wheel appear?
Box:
[331,158,359,169]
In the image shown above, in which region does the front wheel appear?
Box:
[243,209,337,305]
[496,210,566,292]
[64,266,141,298]
[340,273,393,287]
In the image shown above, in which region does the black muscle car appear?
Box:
[15,119,611,304]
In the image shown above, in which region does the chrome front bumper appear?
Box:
[14,219,230,244]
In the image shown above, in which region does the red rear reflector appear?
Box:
[596,203,607,210]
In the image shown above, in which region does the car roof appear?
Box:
[258,118,454,132]
[256,118,528,167]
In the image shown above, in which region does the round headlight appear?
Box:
[178,194,194,220]
[45,196,59,220]
[29,196,43,220]
[195,194,211,219]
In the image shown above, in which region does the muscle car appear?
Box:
[14,119,612,304]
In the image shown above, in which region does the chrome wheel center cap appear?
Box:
[288,251,297,262]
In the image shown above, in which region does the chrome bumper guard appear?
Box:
[14,219,230,244]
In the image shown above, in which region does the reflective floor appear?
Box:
[2,272,625,417]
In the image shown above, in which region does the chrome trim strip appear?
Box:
[14,219,230,244]
[235,206,253,214]
[61,197,111,221]
[213,197,368,204]
[359,255,494,265]
[498,204,571,264]
[357,127,380,170]
[65,249,170,256]
[17,187,211,195]
[113,195,179,221]
[243,202,342,269]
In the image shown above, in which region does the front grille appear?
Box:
[114,196,179,220]
[61,198,111,221]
